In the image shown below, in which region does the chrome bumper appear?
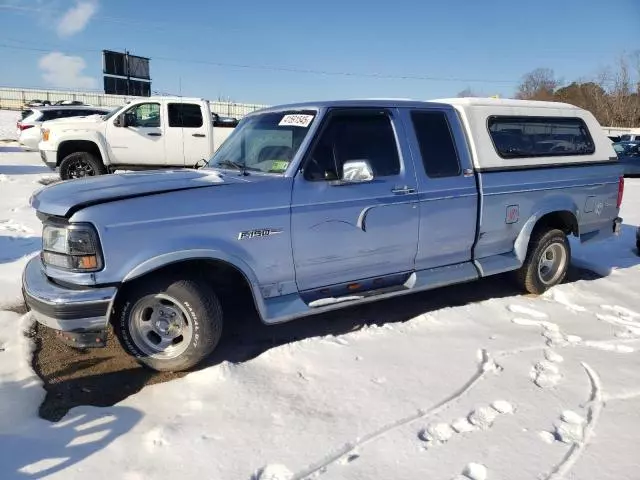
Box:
[22,256,117,333]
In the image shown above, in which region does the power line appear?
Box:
[0,43,522,84]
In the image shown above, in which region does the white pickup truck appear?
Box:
[38,96,237,180]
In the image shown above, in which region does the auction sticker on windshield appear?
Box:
[279,114,314,127]
[270,160,289,173]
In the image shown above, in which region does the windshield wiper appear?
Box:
[216,160,249,176]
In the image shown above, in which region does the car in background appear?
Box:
[52,100,88,106]
[18,106,112,150]
[22,99,51,108]
[613,141,640,176]
[212,112,239,127]
[620,133,640,142]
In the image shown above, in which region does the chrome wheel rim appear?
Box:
[129,293,193,359]
[67,159,95,178]
[538,242,567,285]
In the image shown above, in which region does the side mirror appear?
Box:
[114,114,125,127]
[194,159,208,169]
[339,159,374,184]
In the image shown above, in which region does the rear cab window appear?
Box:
[411,110,461,178]
[488,116,595,158]
[168,103,203,128]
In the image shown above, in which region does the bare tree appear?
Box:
[516,68,558,101]
[457,87,477,98]
[512,53,640,127]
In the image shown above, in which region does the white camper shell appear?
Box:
[432,98,617,171]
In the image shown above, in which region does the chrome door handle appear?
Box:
[391,186,416,195]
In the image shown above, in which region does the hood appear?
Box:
[43,116,105,131]
[31,168,255,217]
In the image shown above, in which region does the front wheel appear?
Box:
[59,152,106,180]
[114,276,223,372]
[516,228,570,295]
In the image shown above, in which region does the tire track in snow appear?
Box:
[288,349,497,480]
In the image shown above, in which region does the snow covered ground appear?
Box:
[0,110,20,141]
[1,148,639,480]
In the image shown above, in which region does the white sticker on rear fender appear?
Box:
[279,114,314,127]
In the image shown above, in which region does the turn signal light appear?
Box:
[78,255,98,269]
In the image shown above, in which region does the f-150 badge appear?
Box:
[238,228,282,240]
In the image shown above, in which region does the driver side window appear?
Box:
[303,111,400,181]
[127,103,160,128]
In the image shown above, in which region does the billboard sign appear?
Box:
[103,50,151,96]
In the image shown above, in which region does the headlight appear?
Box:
[42,223,102,271]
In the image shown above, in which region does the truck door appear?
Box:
[105,101,166,166]
[165,103,210,167]
[400,108,478,270]
[291,108,420,293]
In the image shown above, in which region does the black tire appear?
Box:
[114,276,223,372]
[59,152,106,180]
[516,228,570,295]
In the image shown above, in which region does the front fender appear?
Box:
[57,134,110,164]
[121,248,267,319]
[513,196,579,264]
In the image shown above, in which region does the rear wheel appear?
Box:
[114,276,223,372]
[59,152,106,180]
[516,228,570,294]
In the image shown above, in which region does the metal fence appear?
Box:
[0,86,268,118]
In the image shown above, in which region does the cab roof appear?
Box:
[255,97,583,114]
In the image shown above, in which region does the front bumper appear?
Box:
[22,256,117,337]
[39,149,57,170]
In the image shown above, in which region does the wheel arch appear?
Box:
[57,139,106,167]
[116,250,265,322]
[514,208,579,265]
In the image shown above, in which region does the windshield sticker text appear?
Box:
[279,114,314,128]
[270,160,289,173]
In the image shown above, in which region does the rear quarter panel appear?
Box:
[476,163,622,261]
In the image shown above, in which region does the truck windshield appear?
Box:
[208,110,316,174]
[102,107,121,121]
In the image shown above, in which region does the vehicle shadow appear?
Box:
[0,164,52,175]
[32,263,604,420]
[571,223,640,275]
[0,235,40,264]
[0,146,25,153]
[206,264,606,368]
[0,393,142,479]
[31,224,640,420]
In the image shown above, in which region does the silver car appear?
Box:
[18,106,112,150]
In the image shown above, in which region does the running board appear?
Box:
[260,262,479,325]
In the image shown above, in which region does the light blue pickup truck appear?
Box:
[23,98,624,371]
